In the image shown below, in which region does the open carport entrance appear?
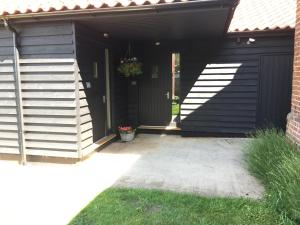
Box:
[73,0,236,132]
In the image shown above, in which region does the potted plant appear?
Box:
[118,126,136,142]
[118,57,142,77]
[117,44,142,78]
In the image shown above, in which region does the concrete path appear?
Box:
[0,134,264,225]
[112,134,264,198]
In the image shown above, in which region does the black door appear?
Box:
[139,48,172,126]
[93,49,107,140]
[258,54,293,129]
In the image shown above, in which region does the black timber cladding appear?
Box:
[19,22,78,157]
[75,24,128,153]
[180,35,294,134]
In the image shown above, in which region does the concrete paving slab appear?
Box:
[112,134,264,198]
[0,134,264,225]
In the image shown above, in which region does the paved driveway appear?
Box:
[0,134,263,225]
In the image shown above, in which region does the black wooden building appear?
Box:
[0,0,295,161]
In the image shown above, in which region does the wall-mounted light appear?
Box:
[247,38,256,45]
[155,41,160,46]
[103,33,109,38]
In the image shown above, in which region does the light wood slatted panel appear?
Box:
[0,23,81,157]
[81,137,93,149]
[0,46,20,154]
[21,58,78,156]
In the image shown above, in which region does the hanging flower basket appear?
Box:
[118,126,136,142]
[118,44,142,78]
[118,57,142,77]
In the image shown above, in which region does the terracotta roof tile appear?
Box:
[0,0,297,33]
[0,0,186,16]
[229,0,296,32]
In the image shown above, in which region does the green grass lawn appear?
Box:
[172,103,179,115]
[69,188,294,225]
[69,128,299,225]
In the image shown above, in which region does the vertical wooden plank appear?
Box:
[73,23,82,159]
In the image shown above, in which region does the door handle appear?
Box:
[165,92,170,100]
[102,95,106,103]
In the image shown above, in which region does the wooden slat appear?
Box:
[79,82,84,90]
[25,133,77,142]
[26,141,77,150]
[0,108,17,115]
[190,86,257,92]
[186,92,257,98]
[181,121,255,128]
[181,126,253,134]
[26,149,78,158]
[182,98,256,104]
[20,24,73,37]
[20,65,74,72]
[0,75,14,81]
[0,131,18,139]
[181,109,256,117]
[206,63,243,68]
[183,116,256,123]
[25,125,76,134]
[23,108,76,116]
[80,106,90,116]
[0,124,18,131]
[0,59,13,64]
[0,147,19,154]
[81,130,93,141]
[21,46,74,55]
[24,116,76,125]
[0,139,19,147]
[81,114,91,124]
[20,58,75,64]
[20,36,74,46]
[0,99,16,106]
[22,100,76,107]
[81,122,92,133]
[0,91,16,98]
[81,137,93,149]
[0,116,17,123]
[21,83,75,90]
[181,103,256,110]
[0,66,14,73]
[194,80,257,86]
[202,68,240,74]
[22,91,76,99]
[79,99,88,107]
[197,74,258,80]
[21,74,75,81]
[79,90,87,98]
[0,38,11,46]
[0,83,15,90]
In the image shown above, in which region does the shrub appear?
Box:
[247,128,300,223]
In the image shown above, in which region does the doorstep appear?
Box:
[81,134,117,159]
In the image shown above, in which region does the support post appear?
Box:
[3,20,27,164]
